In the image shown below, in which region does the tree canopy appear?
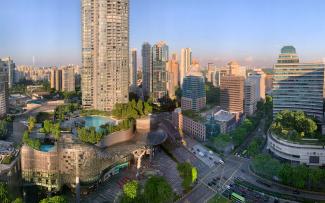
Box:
[112,100,152,119]
[143,176,174,203]
[271,110,318,140]
[39,195,67,203]
[177,162,198,191]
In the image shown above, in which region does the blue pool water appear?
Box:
[83,116,115,130]
[40,144,55,152]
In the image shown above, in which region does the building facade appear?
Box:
[180,48,192,86]
[181,75,206,111]
[244,79,257,116]
[51,66,75,92]
[220,75,245,117]
[248,69,266,101]
[273,46,325,121]
[166,58,179,99]
[0,60,9,117]
[1,57,15,88]
[152,41,169,101]
[142,42,152,98]
[81,0,129,111]
[130,49,137,87]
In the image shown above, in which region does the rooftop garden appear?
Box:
[182,109,205,122]
[271,110,320,141]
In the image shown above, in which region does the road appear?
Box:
[177,135,325,203]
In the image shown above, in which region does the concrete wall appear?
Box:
[98,127,134,148]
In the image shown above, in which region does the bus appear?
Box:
[231,192,245,203]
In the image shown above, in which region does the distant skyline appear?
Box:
[1,0,325,67]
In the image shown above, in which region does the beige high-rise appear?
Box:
[81,0,129,111]
[180,48,192,86]
[166,58,179,98]
[220,75,245,117]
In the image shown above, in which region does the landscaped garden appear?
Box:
[271,110,320,141]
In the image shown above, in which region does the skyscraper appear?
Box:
[142,42,152,98]
[166,55,179,98]
[248,69,266,101]
[1,57,15,88]
[220,75,245,117]
[152,41,169,101]
[0,60,8,118]
[273,46,325,121]
[180,48,192,86]
[130,49,137,87]
[181,73,206,112]
[81,0,129,111]
[244,79,257,116]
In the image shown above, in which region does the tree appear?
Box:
[28,116,36,132]
[12,198,23,203]
[121,180,139,202]
[39,195,67,203]
[136,100,144,116]
[177,162,197,191]
[0,120,8,139]
[0,183,10,203]
[143,176,173,203]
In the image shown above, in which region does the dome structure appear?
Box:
[281,46,296,54]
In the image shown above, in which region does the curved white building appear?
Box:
[267,132,325,166]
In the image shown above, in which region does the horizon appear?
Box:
[1,0,325,67]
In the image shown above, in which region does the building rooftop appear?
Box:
[281,46,296,54]
[213,110,235,122]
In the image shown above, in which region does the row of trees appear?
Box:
[100,119,131,135]
[54,103,80,120]
[23,131,41,150]
[0,183,23,203]
[39,120,61,140]
[0,119,9,139]
[121,176,174,203]
[77,127,103,144]
[177,162,198,191]
[112,99,152,119]
[271,110,318,140]
[252,154,325,191]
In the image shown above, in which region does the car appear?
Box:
[219,159,225,164]
[212,182,217,185]
[209,157,213,160]
[208,183,212,186]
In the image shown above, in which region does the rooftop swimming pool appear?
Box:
[40,144,55,152]
[82,116,116,130]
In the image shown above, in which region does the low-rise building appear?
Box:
[267,131,325,166]
[213,110,236,134]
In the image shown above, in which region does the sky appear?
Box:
[1,0,325,68]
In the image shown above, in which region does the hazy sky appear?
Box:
[1,0,325,68]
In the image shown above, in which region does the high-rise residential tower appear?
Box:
[81,0,129,111]
[1,57,15,88]
[0,60,8,118]
[273,46,325,121]
[166,56,179,99]
[130,49,137,87]
[152,41,169,101]
[142,42,152,98]
[180,48,192,86]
